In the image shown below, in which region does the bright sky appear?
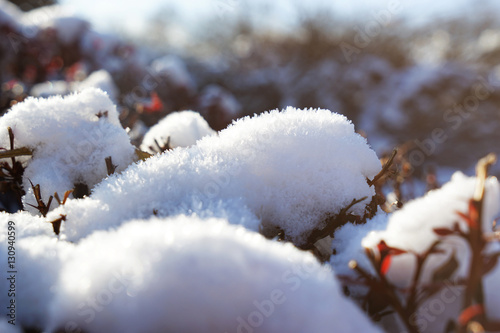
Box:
[59,0,497,37]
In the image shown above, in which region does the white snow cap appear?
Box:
[150,54,195,90]
[49,107,380,243]
[47,216,380,333]
[0,0,21,30]
[30,80,69,98]
[75,69,118,101]
[0,211,72,328]
[30,70,118,101]
[21,5,88,43]
[0,88,135,213]
[362,172,500,285]
[140,110,216,153]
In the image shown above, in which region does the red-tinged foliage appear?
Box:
[380,255,392,276]
[458,304,484,326]
[143,92,164,113]
[377,240,407,257]
[433,227,455,236]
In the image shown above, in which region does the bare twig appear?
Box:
[105,156,117,176]
[368,148,397,186]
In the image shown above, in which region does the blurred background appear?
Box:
[2,0,500,200]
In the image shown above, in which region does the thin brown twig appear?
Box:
[368,148,397,186]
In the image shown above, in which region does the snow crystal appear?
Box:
[0,88,135,213]
[140,110,216,153]
[47,216,380,333]
[49,107,380,244]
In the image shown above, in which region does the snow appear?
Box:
[0,212,72,328]
[30,80,69,98]
[0,211,54,239]
[20,5,88,43]
[74,70,118,102]
[140,110,216,153]
[0,213,380,332]
[330,213,389,279]
[0,319,21,333]
[0,88,135,213]
[0,0,21,30]
[30,70,118,101]
[484,263,500,321]
[199,84,242,118]
[46,216,380,333]
[48,107,381,244]
[362,172,500,285]
[360,172,500,332]
[150,55,195,91]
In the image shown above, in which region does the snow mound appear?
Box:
[75,70,118,102]
[0,88,135,213]
[30,80,69,98]
[198,84,243,131]
[150,55,195,91]
[140,110,216,153]
[47,216,380,333]
[21,5,88,43]
[49,107,380,244]
[0,319,21,333]
[0,231,72,328]
[362,172,500,286]
[30,70,118,101]
[0,0,21,31]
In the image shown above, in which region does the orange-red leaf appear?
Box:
[377,240,407,257]
[458,304,484,326]
[144,92,163,113]
[380,255,392,275]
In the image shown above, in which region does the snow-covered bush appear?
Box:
[335,161,500,332]
[45,216,380,333]
[48,107,381,245]
[140,110,216,153]
[73,69,118,101]
[30,70,118,101]
[0,88,135,214]
[362,172,500,286]
[20,5,89,45]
